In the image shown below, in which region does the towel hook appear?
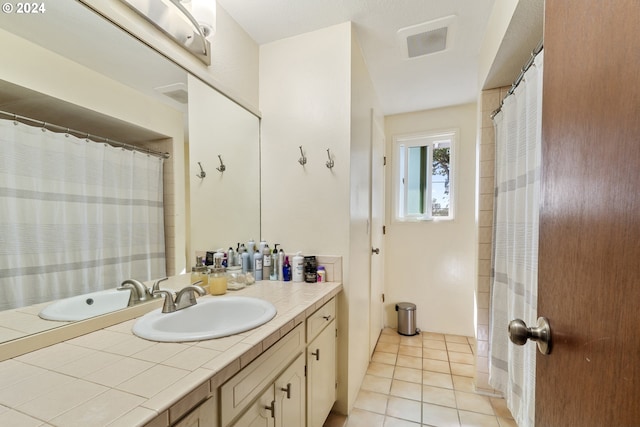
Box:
[196,162,206,179]
[326,148,335,169]
[298,146,307,166]
[216,155,226,172]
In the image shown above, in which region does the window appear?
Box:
[394,130,456,221]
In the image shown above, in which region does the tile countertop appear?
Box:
[0,279,343,427]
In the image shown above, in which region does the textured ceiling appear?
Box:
[217,0,496,115]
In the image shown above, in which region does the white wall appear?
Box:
[384,103,477,337]
[260,22,381,415]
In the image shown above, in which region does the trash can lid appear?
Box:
[396,302,416,311]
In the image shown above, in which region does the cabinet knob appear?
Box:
[281,383,292,399]
[322,315,331,321]
[265,400,276,418]
[311,348,320,361]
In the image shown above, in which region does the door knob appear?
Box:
[372,247,380,255]
[508,317,552,355]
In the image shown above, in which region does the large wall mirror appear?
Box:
[0,0,260,356]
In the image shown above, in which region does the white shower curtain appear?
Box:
[489,52,543,427]
[0,118,166,310]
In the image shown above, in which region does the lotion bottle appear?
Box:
[262,244,271,279]
[292,251,304,282]
[253,249,263,281]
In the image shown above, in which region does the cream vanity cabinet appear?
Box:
[305,299,337,427]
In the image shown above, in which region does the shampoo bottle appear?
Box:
[262,244,271,279]
[253,249,263,281]
[282,256,292,282]
[270,245,279,281]
[292,252,304,282]
[278,247,285,281]
[240,246,250,273]
[246,239,255,273]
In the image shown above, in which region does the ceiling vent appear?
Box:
[398,15,457,60]
[154,83,188,104]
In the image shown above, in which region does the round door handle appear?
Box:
[372,248,380,255]
[508,317,552,355]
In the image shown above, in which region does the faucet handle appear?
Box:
[151,277,169,295]
[175,284,206,310]
[153,289,177,313]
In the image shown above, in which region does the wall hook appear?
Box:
[196,162,206,179]
[298,146,307,165]
[216,155,226,172]
[325,148,335,169]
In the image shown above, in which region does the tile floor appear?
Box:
[324,328,517,427]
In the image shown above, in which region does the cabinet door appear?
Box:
[174,396,218,427]
[306,321,336,427]
[232,387,275,427]
[275,353,305,427]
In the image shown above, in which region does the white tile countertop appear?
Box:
[0,277,343,427]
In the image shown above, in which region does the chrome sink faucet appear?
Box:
[153,282,206,313]
[117,279,151,306]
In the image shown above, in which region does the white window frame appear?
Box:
[392,129,457,222]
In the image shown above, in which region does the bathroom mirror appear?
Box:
[0,0,260,349]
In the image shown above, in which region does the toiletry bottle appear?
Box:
[241,246,250,273]
[262,244,271,280]
[292,251,304,282]
[282,256,292,282]
[191,256,209,293]
[259,239,268,253]
[270,245,279,280]
[278,247,285,281]
[253,249,263,281]
[246,239,255,273]
[304,255,317,283]
[317,265,326,282]
[227,246,235,267]
[208,256,227,295]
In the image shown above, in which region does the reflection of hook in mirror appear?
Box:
[298,146,307,166]
[216,155,226,172]
[326,148,335,169]
[196,162,206,178]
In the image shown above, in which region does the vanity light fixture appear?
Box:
[298,146,307,166]
[119,0,214,65]
[325,149,335,169]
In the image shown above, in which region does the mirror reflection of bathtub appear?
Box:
[38,288,132,322]
[0,0,260,357]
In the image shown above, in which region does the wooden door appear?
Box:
[369,110,386,356]
[536,0,640,425]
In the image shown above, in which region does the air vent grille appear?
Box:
[406,27,448,58]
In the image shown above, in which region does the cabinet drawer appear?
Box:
[306,298,335,343]
[221,324,304,427]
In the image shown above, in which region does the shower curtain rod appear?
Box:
[490,39,544,119]
[0,110,170,159]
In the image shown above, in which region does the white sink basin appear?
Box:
[132,296,277,342]
[39,288,131,321]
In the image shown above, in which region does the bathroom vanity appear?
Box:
[0,278,342,426]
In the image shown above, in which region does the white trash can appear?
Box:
[395,302,418,336]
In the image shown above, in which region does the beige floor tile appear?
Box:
[451,362,475,378]
[386,396,421,423]
[376,342,400,354]
[389,379,422,401]
[396,355,423,370]
[393,367,423,384]
[383,416,420,426]
[445,335,469,344]
[372,351,398,366]
[447,343,472,354]
[422,332,445,341]
[497,416,518,427]
[354,390,388,414]
[458,410,500,427]
[449,352,475,365]
[490,398,513,419]
[422,385,457,408]
[361,374,393,394]
[452,375,475,392]
[455,391,494,415]
[424,348,449,361]
[381,328,397,335]
[367,362,395,378]
[423,371,454,389]
[399,336,422,348]
[378,334,401,344]
[345,408,385,427]
[423,358,451,374]
[424,339,447,350]
[0,409,43,427]
[422,402,461,426]
[398,345,422,358]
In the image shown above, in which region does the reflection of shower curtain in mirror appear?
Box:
[0,119,166,311]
